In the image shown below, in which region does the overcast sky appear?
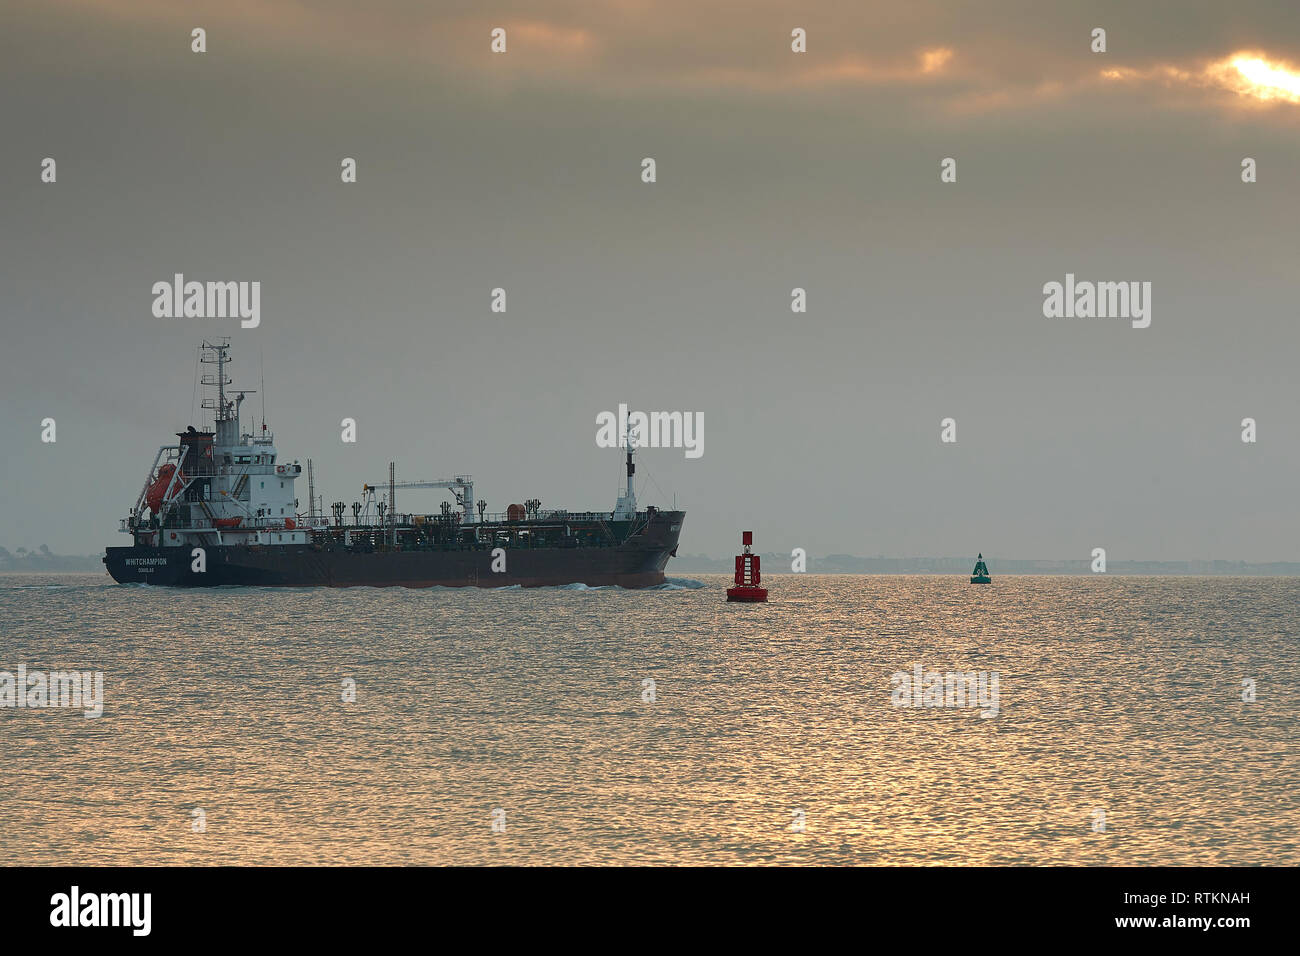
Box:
[3,1,1300,560]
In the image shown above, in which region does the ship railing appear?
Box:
[165,515,321,532]
[355,511,625,526]
[436,511,620,525]
[148,509,667,534]
[305,509,663,530]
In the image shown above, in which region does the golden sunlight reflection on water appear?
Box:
[1,573,1296,865]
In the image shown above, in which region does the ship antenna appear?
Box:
[217,339,227,415]
[190,345,200,426]
[260,348,266,433]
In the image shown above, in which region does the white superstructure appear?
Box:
[123,339,313,548]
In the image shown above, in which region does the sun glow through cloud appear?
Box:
[1209,52,1300,103]
[1100,50,1300,110]
[919,47,954,74]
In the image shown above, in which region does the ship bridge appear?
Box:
[123,339,307,548]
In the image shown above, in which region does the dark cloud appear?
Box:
[3,1,1300,559]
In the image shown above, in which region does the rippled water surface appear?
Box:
[1,572,1296,865]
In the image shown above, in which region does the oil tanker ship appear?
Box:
[104,340,684,588]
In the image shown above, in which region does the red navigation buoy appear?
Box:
[726,531,768,602]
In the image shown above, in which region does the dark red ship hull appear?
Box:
[104,512,684,589]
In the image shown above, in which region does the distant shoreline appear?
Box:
[0,556,103,573]
[672,554,1300,576]
[673,570,1300,577]
[0,569,106,575]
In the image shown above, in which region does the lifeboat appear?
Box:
[213,517,243,529]
[145,464,179,512]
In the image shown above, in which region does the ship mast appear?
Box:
[613,424,638,519]
[200,338,256,446]
[625,430,636,510]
